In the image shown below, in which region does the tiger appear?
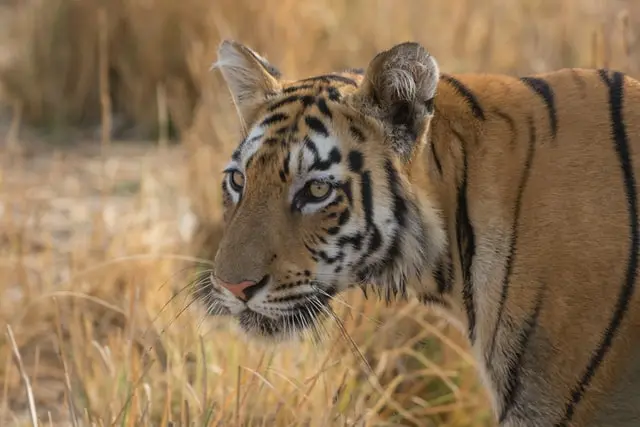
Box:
[195,39,640,426]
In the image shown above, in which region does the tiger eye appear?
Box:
[230,170,245,190]
[309,181,331,199]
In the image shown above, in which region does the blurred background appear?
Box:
[0,0,638,426]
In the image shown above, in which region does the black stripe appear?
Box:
[349,125,366,143]
[339,179,353,206]
[234,133,263,160]
[520,77,558,139]
[298,74,358,86]
[360,284,369,299]
[307,144,341,172]
[499,282,546,423]
[418,293,450,308]
[245,154,255,170]
[434,262,447,293]
[302,137,342,173]
[494,110,518,148]
[275,126,289,135]
[303,137,320,162]
[336,232,362,251]
[270,294,311,304]
[316,247,345,265]
[326,87,342,101]
[282,152,290,177]
[430,141,443,175]
[487,116,537,361]
[348,151,364,172]
[557,69,639,426]
[316,98,332,118]
[283,84,315,94]
[324,195,344,210]
[434,251,452,294]
[305,116,329,137]
[351,170,383,272]
[326,226,340,235]
[267,95,300,111]
[361,171,374,229]
[368,226,382,253]
[376,161,411,299]
[260,113,288,127]
[455,138,477,342]
[337,208,350,226]
[440,74,486,121]
[384,160,407,228]
[301,95,315,107]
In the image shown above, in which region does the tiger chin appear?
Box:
[196,39,640,426]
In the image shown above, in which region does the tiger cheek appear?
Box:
[221,191,234,224]
[322,197,347,231]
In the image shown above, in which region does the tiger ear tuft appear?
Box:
[212,40,282,123]
[352,42,439,160]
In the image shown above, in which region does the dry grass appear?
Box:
[0,143,488,426]
[1,0,640,426]
[1,0,639,136]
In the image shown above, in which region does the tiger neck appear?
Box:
[406,76,533,421]
[408,84,488,331]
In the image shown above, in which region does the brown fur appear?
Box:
[202,40,640,426]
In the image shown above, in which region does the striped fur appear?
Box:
[201,40,640,426]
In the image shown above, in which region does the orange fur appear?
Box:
[202,40,640,426]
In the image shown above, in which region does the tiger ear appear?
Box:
[213,40,282,124]
[351,42,439,161]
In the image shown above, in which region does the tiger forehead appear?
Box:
[230,73,365,174]
[281,72,363,96]
[264,79,358,129]
[255,82,356,146]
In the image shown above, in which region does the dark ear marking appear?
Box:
[351,42,440,161]
[249,51,281,79]
[424,98,435,114]
[390,101,414,128]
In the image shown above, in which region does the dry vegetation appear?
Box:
[0,0,639,426]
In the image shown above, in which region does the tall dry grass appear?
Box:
[1,0,640,426]
[0,144,487,426]
[1,0,639,137]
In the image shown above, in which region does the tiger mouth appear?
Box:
[235,302,329,339]
[193,272,338,339]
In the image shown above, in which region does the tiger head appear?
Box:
[199,40,447,340]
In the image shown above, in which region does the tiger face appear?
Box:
[200,40,447,340]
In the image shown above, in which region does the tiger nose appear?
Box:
[218,276,269,301]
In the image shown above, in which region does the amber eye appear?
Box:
[307,180,331,201]
[292,179,335,211]
[229,170,245,192]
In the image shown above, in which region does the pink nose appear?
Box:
[218,279,257,301]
